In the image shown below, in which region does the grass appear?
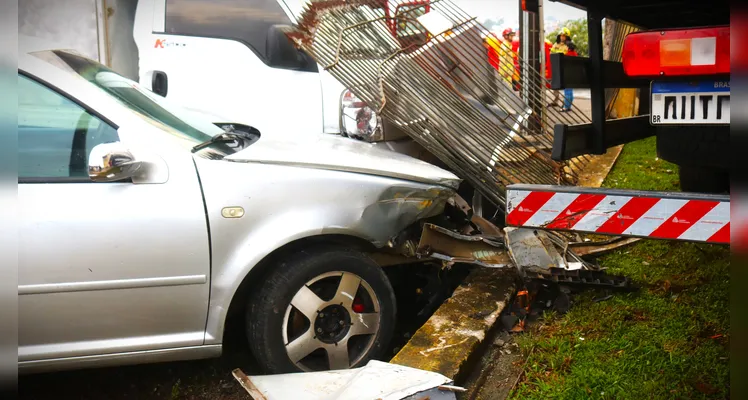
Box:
[511,136,731,400]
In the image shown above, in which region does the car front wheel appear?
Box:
[246,248,396,373]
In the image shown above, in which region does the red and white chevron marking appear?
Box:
[506,189,730,244]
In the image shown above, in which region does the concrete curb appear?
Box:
[577,144,624,188]
[390,268,516,381]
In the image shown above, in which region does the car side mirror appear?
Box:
[88,142,143,182]
[266,25,319,73]
[152,70,168,97]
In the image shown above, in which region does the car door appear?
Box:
[17,72,212,365]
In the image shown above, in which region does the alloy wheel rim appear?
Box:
[281,271,381,371]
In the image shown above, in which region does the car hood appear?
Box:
[224,134,461,189]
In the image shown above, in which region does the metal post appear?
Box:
[539,1,545,84]
[587,9,606,154]
[523,4,542,133]
[538,1,546,132]
[519,1,527,105]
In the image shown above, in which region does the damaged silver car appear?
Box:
[17,49,461,374]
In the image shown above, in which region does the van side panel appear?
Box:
[134,0,324,137]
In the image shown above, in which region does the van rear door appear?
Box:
[134,0,324,138]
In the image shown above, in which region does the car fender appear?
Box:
[192,157,454,344]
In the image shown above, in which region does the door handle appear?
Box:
[152,70,168,97]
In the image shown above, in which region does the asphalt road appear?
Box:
[18,330,257,400]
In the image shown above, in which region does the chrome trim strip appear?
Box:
[19,332,206,361]
[18,275,207,295]
[19,344,222,374]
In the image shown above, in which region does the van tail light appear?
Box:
[622,26,730,77]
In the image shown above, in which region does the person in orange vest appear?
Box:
[482,28,519,113]
[511,32,520,91]
[506,35,551,92]
[482,31,502,103]
[544,38,562,106]
[484,32,501,71]
[485,28,518,85]
[544,39,553,82]
[499,28,519,87]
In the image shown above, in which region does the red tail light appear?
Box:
[622,26,730,77]
[521,0,539,13]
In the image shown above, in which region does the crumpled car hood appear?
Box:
[224,134,461,189]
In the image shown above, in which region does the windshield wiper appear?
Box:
[190,125,257,153]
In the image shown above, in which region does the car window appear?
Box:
[18,74,120,181]
[165,0,291,63]
[34,50,222,145]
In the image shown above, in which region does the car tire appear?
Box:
[678,165,729,194]
[246,247,397,374]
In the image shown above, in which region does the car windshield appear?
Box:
[32,50,223,144]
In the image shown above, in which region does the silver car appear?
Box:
[17,49,460,374]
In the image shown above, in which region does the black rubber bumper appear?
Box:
[656,125,730,170]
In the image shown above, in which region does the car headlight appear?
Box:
[340,89,380,141]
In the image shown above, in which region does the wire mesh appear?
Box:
[286,0,634,208]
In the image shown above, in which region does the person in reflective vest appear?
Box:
[485,32,501,71]
[551,27,575,111]
[551,27,572,54]
[485,28,518,86]
[544,39,553,82]
[482,31,502,103]
[509,35,549,89]
[562,43,578,111]
[511,32,521,91]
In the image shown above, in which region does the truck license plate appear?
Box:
[650,80,729,125]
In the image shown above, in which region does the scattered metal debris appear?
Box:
[417,223,510,268]
[411,195,635,293]
[568,237,641,257]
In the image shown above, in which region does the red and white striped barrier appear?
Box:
[505,185,730,244]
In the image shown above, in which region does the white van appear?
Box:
[133,0,432,141]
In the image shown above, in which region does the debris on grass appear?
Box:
[507,137,730,400]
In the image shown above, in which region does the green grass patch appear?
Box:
[511,136,730,400]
